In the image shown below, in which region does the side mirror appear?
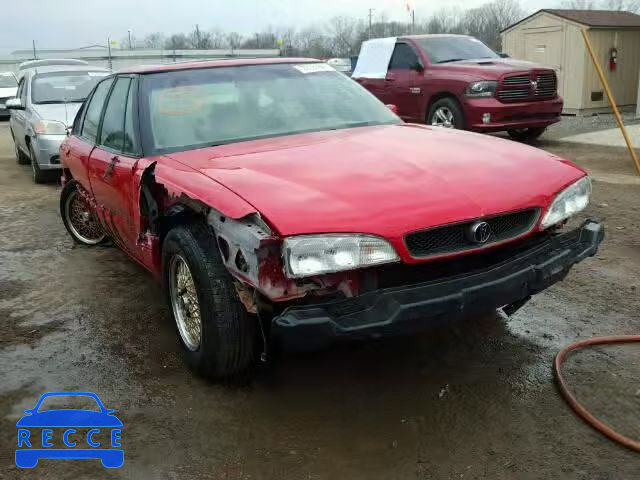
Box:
[386,104,399,114]
[66,126,72,137]
[5,98,24,110]
[412,61,424,73]
[499,53,510,58]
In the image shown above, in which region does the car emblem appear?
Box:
[531,80,538,91]
[468,221,492,244]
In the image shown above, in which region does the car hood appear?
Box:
[166,125,585,238]
[32,103,82,127]
[440,58,549,79]
[16,409,123,427]
[0,87,17,98]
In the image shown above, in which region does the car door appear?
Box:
[10,77,28,153]
[385,42,424,122]
[87,75,141,255]
[62,77,115,192]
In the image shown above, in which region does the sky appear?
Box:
[2,0,558,51]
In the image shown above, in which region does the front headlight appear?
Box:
[465,81,497,98]
[541,176,592,229]
[33,120,66,135]
[283,234,399,278]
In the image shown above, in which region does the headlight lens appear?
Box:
[283,234,399,278]
[465,81,497,98]
[33,120,66,135]
[541,176,592,229]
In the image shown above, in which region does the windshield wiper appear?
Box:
[437,58,466,64]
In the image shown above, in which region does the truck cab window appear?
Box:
[389,43,419,70]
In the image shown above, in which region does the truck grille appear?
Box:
[534,72,557,98]
[404,209,540,258]
[498,71,557,102]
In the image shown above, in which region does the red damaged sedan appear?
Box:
[59,58,603,379]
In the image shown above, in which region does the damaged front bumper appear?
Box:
[272,220,604,350]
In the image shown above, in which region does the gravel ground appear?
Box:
[0,122,638,479]
[545,111,640,140]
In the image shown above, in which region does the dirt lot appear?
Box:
[0,122,638,479]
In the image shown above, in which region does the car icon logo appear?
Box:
[15,391,123,468]
[468,221,492,244]
[531,80,538,91]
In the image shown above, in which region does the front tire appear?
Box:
[60,180,107,245]
[507,127,546,143]
[427,98,465,129]
[162,224,258,380]
[12,132,29,165]
[29,143,47,184]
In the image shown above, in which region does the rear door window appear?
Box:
[388,43,420,70]
[99,77,131,152]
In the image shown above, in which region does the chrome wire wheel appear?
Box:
[431,106,455,128]
[169,255,202,351]
[64,190,106,245]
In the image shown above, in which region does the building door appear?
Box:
[524,29,564,96]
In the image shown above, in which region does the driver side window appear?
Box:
[389,43,420,70]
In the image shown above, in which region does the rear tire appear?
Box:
[507,127,546,143]
[162,223,258,380]
[427,97,465,129]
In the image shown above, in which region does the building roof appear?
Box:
[119,57,318,74]
[502,9,640,32]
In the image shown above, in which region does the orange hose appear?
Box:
[554,335,640,453]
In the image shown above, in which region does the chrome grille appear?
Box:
[534,72,557,98]
[502,75,529,86]
[498,89,529,100]
[404,209,540,258]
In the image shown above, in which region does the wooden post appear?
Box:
[582,28,640,176]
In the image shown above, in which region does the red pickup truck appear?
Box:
[353,35,563,142]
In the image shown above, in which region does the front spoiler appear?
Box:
[272,221,604,350]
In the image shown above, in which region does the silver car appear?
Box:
[7,65,111,183]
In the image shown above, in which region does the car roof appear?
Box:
[399,34,473,40]
[31,65,111,75]
[118,57,319,74]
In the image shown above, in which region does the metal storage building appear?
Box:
[501,9,640,115]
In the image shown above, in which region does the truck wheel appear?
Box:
[427,98,465,129]
[60,180,107,245]
[12,131,29,165]
[507,127,546,143]
[162,223,258,380]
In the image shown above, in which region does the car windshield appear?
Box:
[0,75,16,88]
[417,37,499,64]
[36,395,101,412]
[140,63,399,154]
[31,71,110,104]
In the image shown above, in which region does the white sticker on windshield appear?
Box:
[88,72,110,77]
[293,63,334,74]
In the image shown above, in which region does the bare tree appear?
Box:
[142,32,165,49]
[603,0,640,11]
[561,0,597,8]
[209,28,227,49]
[165,33,190,50]
[327,16,359,57]
[190,25,213,49]
[226,32,244,51]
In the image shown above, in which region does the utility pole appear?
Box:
[368,8,375,39]
[107,37,113,70]
[32,40,37,60]
[128,29,133,49]
[412,10,415,34]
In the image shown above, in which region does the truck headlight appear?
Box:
[541,176,592,229]
[33,120,66,135]
[283,234,399,278]
[465,81,497,98]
